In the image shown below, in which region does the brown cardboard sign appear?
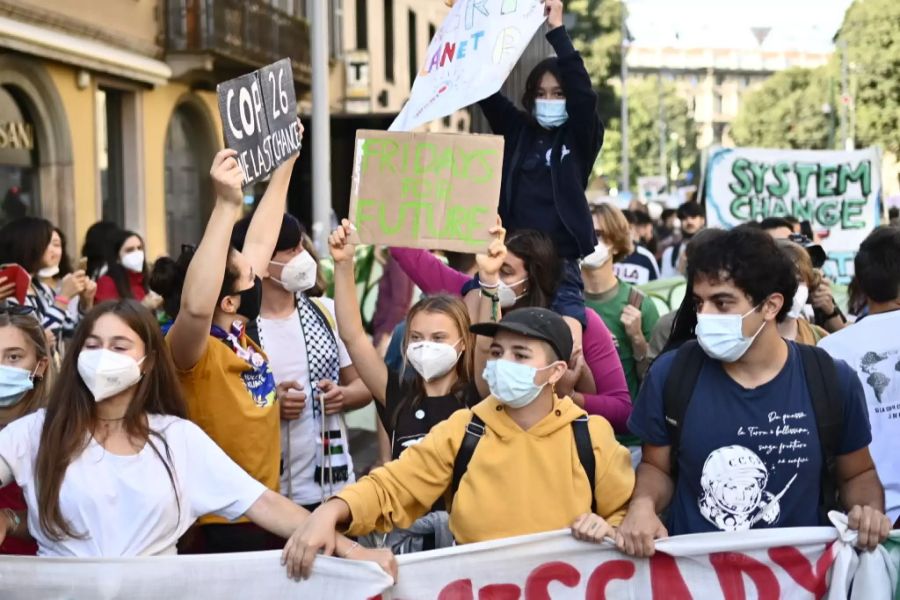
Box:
[348,130,503,252]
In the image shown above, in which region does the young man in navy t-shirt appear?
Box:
[617,226,890,556]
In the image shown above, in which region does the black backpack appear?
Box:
[663,340,843,523]
[450,414,597,513]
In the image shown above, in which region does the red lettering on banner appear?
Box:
[585,560,636,599]
[524,562,580,600]
[768,543,836,599]
[479,583,522,599]
[711,552,780,600]
[650,552,692,599]
[438,578,475,600]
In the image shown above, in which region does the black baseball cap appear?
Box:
[470,307,573,362]
[231,212,305,254]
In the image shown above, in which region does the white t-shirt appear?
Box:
[660,244,683,279]
[818,310,900,523]
[0,410,266,557]
[258,297,355,505]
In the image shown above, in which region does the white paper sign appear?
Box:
[389,0,546,132]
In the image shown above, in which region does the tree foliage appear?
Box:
[731,67,834,149]
[567,0,623,123]
[836,0,900,154]
[595,77,698,190]
[733,0,899,154]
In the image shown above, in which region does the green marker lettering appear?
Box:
[841,198,867,229]
[748,162,769,195]
[794,163,816,197]
[730,197,751,220]
[837,161,871,196]
[729,158,752,196]
[815,200,840,228]
[766,162,791,197]
[817,165,837,197]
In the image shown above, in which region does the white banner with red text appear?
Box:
[2,521,899,599]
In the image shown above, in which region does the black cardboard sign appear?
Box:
[216,58,301,185]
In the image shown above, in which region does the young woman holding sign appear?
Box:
[150,138,304,553]
[329,219,480,554]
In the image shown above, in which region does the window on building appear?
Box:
[0,85,39,226]
[713,122,726,144]
[715,73,725,87]
[355,0,367,49]
[384,0,395,82]
[408,10,418,86]
[96,88,125,226]
[713,92,723,115]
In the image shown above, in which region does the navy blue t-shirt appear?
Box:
[628,341,871,535]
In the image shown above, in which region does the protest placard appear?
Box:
[389,0,546,132]
[217,58,302,185]
[704,147,883,284]
[348,130,503,252]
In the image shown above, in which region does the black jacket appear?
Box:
[479,26,603,259]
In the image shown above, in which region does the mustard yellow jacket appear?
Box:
[337,396,634,544]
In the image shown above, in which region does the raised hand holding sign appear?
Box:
[216,58,302,185]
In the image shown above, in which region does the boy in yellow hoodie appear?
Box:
[282,299,634,577]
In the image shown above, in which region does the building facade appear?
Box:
[0,0,312,259]
[626,45,830,149]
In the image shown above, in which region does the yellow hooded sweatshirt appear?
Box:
[337,395,634,544]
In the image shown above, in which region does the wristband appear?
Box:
[479,280,500,290]
[480,289,500,321]
[341,541,359,558]
[54,295,70,306]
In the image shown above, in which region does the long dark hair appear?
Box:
[105,230,149,300]
[35,300,187,540]
[81,221,119,280]
[53,228,73,278]
[0,217,54,275]
[521,57,563,122]
[507,230,562,311]
[150,246,241,319]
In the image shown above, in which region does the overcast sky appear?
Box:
[625,0,854,52]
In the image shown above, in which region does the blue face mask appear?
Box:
[483,359,552,409]
[533,99,568,129]
[0,365,35,408]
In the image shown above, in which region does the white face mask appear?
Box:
[406,340,461,382]
[497,277,527,308]
[786,284,809,320]
[77,349,145,402]
[38,266,59,278]
[121,250,145,273]
[582,241,611,269]
[695,305,767,363]
[271,252,318,293]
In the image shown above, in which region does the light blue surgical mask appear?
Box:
[695,305,766,363]
[0,365,35,408]
[483,359,552,409]
[533,99,568,129]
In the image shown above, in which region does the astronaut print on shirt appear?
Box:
[699,445,799,531]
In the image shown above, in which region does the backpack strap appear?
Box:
[662,340,707,481]
[450,414,486,504]
[796,343,843,521]
[572,416,597,514]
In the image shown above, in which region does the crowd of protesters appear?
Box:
[0,0,896,586]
